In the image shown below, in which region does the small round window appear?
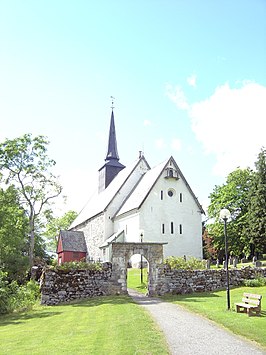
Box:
[168,189,175,197]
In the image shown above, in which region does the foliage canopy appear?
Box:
[0,134,63,268]
[206,148,266,258]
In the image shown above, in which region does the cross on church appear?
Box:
[110,96,115,109]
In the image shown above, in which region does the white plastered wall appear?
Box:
[140,171,203,258]
[115,169,203,259]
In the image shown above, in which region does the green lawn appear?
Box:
[0,295,169,355]
[163,286,266,349]
[127,267,148,294]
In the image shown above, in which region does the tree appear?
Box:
[248,148,266,255]
[202,224,217,259]
[0,134,62,267]
[0,186,29,282]
[44,210,78,252]
[207,168,254,257]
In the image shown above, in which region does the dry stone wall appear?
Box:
[154,266,266,295]
[40,263,122,305]
[40,264,266,305]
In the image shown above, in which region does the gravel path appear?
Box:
[128,289,266,355]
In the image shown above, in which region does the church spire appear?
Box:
[105,109,119,161]
[98,100,125,193]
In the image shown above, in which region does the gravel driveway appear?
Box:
[128,289,266,355]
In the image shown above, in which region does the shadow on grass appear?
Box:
[69,294,135,308]
[0,295,136,327]
[0,310,62,327]
[162,291,220,303]
[260,311,266,317]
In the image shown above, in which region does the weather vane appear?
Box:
[110,96,115,109]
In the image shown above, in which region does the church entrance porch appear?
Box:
[110,242,166,296]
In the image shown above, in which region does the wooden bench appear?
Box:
[235,292,262,316]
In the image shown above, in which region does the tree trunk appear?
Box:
[29,218,35,269]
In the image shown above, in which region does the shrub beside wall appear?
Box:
[0,271,40,314]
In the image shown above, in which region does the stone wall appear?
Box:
[74,213,105,261]
[154,266,266,296]
[40,264,266,305]
[40,263,122,305]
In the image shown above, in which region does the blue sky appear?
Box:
[0,1,265,216]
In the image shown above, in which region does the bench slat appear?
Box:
[235,302,259,309]
[241,298,260,305]
[243,293,262,300]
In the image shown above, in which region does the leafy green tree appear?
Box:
[0,134,62,267]
[248,148,266,255]
[207,168,254,257]
[44,210,78,252]
[0,186,29,282]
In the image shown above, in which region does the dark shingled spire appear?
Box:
[106,110,119,161]
[98,108,125,192]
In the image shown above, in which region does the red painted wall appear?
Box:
[57,251,86,264]
[57,235,86,264]
[57,237,63,253]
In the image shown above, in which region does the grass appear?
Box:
[127,268,148,294]
[163,286,266,349]
[0,295,170,355]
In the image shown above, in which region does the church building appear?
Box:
[57,109,204,264]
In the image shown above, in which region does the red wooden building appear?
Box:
[57,230,87,264]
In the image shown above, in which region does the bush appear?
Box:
[164,256,205,270]
[0,271,40,315]
[243,277,266,287]
[51,260,103,272]
[0,271,11,314]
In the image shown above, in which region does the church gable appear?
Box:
[116,156,204,218]
[163,157,179,180]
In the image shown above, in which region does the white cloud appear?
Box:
[143,119,151,126]
[155,138,165,149]
[189,82,266,176]
[57,168,98,215]
[187,74,197,88]
[167,81,266,177]
[171,138,182,152]
[165,84,189,110]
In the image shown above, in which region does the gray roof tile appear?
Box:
[59,230,87,252]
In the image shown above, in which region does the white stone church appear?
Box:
[59,109,204,263]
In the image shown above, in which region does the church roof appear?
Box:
[116,159,167,216]
[69,157,148,229]
[116,156,205,217]
[58,230,86,252]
